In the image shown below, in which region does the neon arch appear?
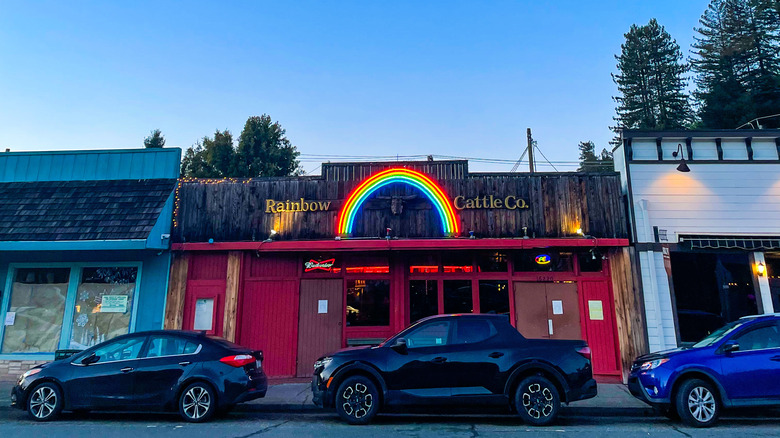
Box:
[337,168,460,236]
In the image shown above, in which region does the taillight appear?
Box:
[220,354,255,367]
[576,346,592,360]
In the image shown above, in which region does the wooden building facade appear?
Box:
[166,161,647,382]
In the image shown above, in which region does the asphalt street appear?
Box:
[1,407,779,437]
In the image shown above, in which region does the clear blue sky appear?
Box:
[0,1,709,173]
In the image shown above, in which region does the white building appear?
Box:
[614,129,780,352]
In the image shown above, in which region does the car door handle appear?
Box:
[120,367,134,373]
[489,352,504,358]
[771,355,780,362]
[179,361,191,366]
[431,357,447,364]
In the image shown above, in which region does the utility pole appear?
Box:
[527,128,535,174]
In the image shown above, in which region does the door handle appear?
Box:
[179,361,191,366]
[120,367,134,373]
[489,352,504,358]
[771,355,780,362]
[431,357,447,364]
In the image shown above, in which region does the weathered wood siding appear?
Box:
[174,161,628,242]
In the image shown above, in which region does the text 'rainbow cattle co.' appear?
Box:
[453,195,529,210]
[265,198,331,213]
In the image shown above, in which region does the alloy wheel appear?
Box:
[687,386,716,423]
[522,382,554,419]
[29,386,57,419]
[341,382,373,419]
[182,386,211,420]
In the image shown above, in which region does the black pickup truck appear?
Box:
[312,313,597,425]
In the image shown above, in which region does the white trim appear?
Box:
[753,252,774,313]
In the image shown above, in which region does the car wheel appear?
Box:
[334,376,379,425]
[26,382,63,422]
[178,382,217,423]
[675,378,719,428]
[514,376,560,426]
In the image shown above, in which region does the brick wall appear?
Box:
[0,360,49,382]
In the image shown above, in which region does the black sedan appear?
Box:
[312,314,596,425]
[11,330,267,422]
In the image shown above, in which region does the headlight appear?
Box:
[21,368,42,379]
[639,358,669,371]
[314,357,333,369]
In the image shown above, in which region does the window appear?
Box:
[478,280,510,314]
[406,321,450,348]
[443,280,472,313]
[90,336,146,363]
[409,280,438,323]
[345,255,389,274]
[145,335,199,358]
[577,251,603,272]
[514,251,573,272]
[346,279,390,326]
[733,324,780,351]
[409,253,439,274]
[442,253,473,273]
[2,268,70,353]
[671,253,758,342]
[69,267,138,349]
[477,252,508,272]
[454,319,496,344]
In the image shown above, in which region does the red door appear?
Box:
[182,254,228,336]
[237,280,299,377]
[579,280,621,377]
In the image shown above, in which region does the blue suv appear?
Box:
[628,314,780,427]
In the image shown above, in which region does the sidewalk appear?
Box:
[0,379,652,416]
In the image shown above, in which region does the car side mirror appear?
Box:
[391,338,408,355]
[722,341,740,354]
[81,353,98,365]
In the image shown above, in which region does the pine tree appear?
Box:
[692,0,780,128]
[612,19,693,139]
[143,129,166,148]
[578,141,614,173]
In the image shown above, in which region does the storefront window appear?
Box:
[477,252,508,272]
[577,251,603,272]
[443,280,472,313]
[442,253,473,273]
[478,280,510,314]
[671,252,758,343]
[409,280,438,323]
[69,267,138,349]
[2,268,70,353]
[514,251,573,272]
[345,255,389,274]
[409,253,439,274]
[346,279,390,326]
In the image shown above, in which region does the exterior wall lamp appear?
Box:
[757,261,766,276]
[672,144,690,172]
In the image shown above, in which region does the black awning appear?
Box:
[680,235,780,250]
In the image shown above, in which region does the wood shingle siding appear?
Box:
[0,179,177,241]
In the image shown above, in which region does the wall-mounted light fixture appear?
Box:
[672,144,690,173]
[576,228,583,236]
[263,229,278,243]
[757,261,766,276]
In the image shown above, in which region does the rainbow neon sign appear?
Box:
[336,168,460,236]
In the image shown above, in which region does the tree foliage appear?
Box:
[692,0,780,128]
[180,115,302,178]
[613,19,693,136]
[578,141,614,173]
[143,129,166,148]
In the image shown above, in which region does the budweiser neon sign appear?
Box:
[304,258,336,272]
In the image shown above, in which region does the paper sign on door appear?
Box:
[318,300,328,314]
[551,300,563,315]
[588,300,604,320]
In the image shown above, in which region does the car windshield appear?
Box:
[692,320,744,348]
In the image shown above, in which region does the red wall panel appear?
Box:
[237,280,299,377]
